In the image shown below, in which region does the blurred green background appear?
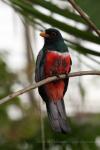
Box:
[0,0,100,149]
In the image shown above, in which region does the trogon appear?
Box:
[35,28,72,133]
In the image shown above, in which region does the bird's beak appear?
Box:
[40,32,49,38]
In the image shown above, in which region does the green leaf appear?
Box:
[69,43,100,56]
[9,0,100,45]
[76,0,100,28]
[32,0,86,24]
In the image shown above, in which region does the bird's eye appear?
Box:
[51,32,57,37]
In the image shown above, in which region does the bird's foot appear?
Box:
[65,73,68,78]
[55,74,60,79]
[51,70,60,79]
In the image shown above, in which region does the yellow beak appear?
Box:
[40,32,49,38]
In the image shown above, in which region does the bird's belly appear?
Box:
[45,81,65,101]
[44,51,71,101]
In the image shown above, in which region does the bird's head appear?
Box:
[40,28,63,45]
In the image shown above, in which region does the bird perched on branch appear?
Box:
[35,28,72,133]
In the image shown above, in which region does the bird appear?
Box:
[35,28,72,133]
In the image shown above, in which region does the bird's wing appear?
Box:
[63,56,72,96]
[35,50,44,82]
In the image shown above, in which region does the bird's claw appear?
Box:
[51,70,60,78]
[56,74,60,78]
[65,73,68,78]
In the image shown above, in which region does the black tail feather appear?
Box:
[46,100,71,133]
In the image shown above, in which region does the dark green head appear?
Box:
[40,28,68,52]
[40,28,63,44]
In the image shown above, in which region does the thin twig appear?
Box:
[0,71,100,105]
[67,0,100,37]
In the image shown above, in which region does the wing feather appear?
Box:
[35,50,44,82]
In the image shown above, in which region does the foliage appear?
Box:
[6,0,100,56]
[76,0,100,28]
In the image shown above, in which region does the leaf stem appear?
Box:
[68,0,100,36]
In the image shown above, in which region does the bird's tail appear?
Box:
[46,99,71,133]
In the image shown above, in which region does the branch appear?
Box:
[0,71,100,105]
[67,0,100,37]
